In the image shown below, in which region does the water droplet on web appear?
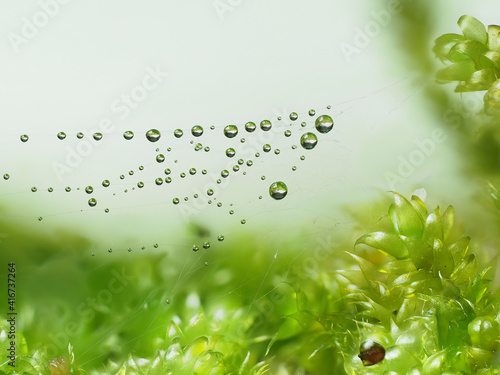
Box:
[327,105,331,109]
[274,149,280,155]
[229,210,234,215]
[137,181,144,188]
[284,130,292,137]
[309,109,316,116]
[261,176,266,180]
[289,112,298,121]
[233,165,239,172]
[108,248,112,253]
[31,187,37,192]
[241,219,246,224]
[173,198,179,205]
[260,120,272,131]
[237,159,244,165]
[154,243,159,248]
[191,125,204,137]
[156,154,165,163]
[3,174,10,180]
[123,131,134,140]
[174,129,183,138]
[77,132,84,139]
[129,170,134,176]
[263,144,271,153]
[300,132,318,150]
[269,181,288,200]
[104,208,110,213]
[192,245,199,252]
[165,177,172,183]
[164,168,171,175]
[226,148,235,158]
[240,138,245,143]
[277,116,282,121]
[203,241,210,249]
[315,115,334,134]
[221,170,229,178]
[292,166,297,171]
[93,132,103,141]
[146,129,161,142]
[128,248,132,252]
[155,178,163,186]
[57,132,66,140]
[85,186,93,194]
[20,134,29,142]
[202,169,207,175]
[180,172,186,178]
[189,168,196,175]
[102,180,110,187]
[38,216,43,221]
[245,122,256,132]
[139,166,144,170]
[204,146,210,152]
[217,235,224,241]
[217,202,222,207]
[48,187,53,192]
[223,125,238,138]
[88,198,97,207]
[207,189,214,196]
[246,160,253,167]
[65,187,71,192]
[194,143,203,151]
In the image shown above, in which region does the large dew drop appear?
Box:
[300,132,318,150]
[260,120,272,131]
[245,122,256,132]
[191,125,204,137]
[146,129,161,142]
[315,115,334,134]
[223,125,238,138]
[225,148,235,158]
[269,181,288,200]
[174,129,183,138]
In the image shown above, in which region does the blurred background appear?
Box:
[1,0,500,373]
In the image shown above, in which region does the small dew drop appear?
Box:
[88,198,97,207]
[165,177,172,183]
[156,154,165,163]
[164,168,171,175]
[300,132,318,150]
[241,219,246,224]
[245,122,256,132]
[57,132,66,140]
[289,112,298,121]
[226,148,236,158]
[48,187,53,192]
[155,178,163,186]
[191,125,204,137]
[20,134,29,142]
[77,132,84,139]
[269,181,288,200]
[173,198,180,205]
[192,245,199,252]
[120,175,125,180]
[189,168,196,175]
[207,189,214,196]
[284,130,292,137]
[123,131,134,140]
[146,129,161,142]
[223,125,238,138]
[221,170,229,178]
[194,143,203,151]
[137,181,144,188]
[102,180,110,187]
[93,132,103,141]
[233,165,239,172]
[203,241,210,249]
[104,208,109,213]
[85,186,93,194]
[263,144,271,152]
[274,149,280,155]
[260,120,272,131]
[65,187,71,192]
[174,129,183,138]
[309,109,316,116]
[38,216,43,221]
[154,243,159,248]
[31,187,37,192]
[217,235,224,242]
[3,174,10,180]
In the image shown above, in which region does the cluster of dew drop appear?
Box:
[7,107,334,254]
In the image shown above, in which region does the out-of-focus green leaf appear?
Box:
[488,25,500,52]
[389,192,424,238]
[458,15,488,45]
[404,237,434,270]
[484,78,500,113]
[355,232,408,259]
[451,254,478,287]
[433,33,465,60]
[423,207,444,244]
[447,237,470,264]
[410,195,428,221]
[432,239,454,278]
[436,60,475,82]
[441,206,454,242]
[449,40,489,63]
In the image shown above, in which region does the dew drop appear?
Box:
[128,248,132,252]
[20,134,29,142]
[327,105,331,109]
[261,176,266,180]
[38,216,43,221]
[77,132,84,139]
[65,187,71,192]
[315,115,334,134]
[284,130,292,137]
[154,243,159,248]
[173,198,179,205]
[139,165,144,170]
[192,245,199,252]
[194,143,203,151]
[226,148,235,158]
[180,172,186,178]
[263,144,271,153]
[300,132,318,150]
[237,159,244,165]
[88,198,97,207]
[217,202,222,207]
[174,129,183,138]
[300,155,305,161]
[203,241,210,249]
[204,146,210,152]
[102,180,110,187]
[229,210,234,215]
[155,178,163,186]
[260,120,272,131]
[224,125,238,138]
[202,169,207,175]
[108,248,112,253]
[93,132,103,141]
[57,132,66,140]
[123,131,134,140]
[105,208,109,213]
[274,149,280,155]
[245,122,256,132]
[165,177,172,183]
[217,235,224,242]
[189,168,196,175]
[289,112,298,121]
[309,109,316,116]
[246,160,253,167]
[164,168,171,175]
[292,166,297,171]
[48,187,53,192]
[269,181,288,200]
[156,154,165,163]
[233,165,239,172]
[85,186,93,194]
[137,181,144,188]
[241,219,246,224]
[3,174,10,180]
[221,170,229,178]
[191,125,204,137]
[146,129,161,142]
